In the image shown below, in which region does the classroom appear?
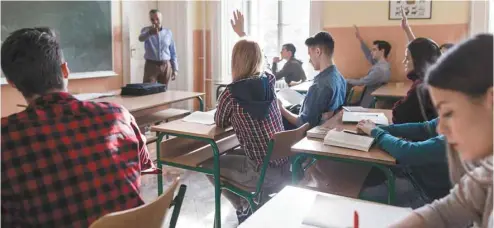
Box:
[1,0,492,228]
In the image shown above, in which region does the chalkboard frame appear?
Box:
[0,1,118,85]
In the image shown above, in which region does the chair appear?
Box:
[345,87,355,105]
[219,123,310,212]
[89,177,186,228]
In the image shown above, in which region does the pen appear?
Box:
[354,210,359,228]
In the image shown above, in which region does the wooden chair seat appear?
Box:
[136,108,191,127]
[160,133,240,167]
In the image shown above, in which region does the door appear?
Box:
[123,1,158,84]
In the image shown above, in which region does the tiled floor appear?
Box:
[140,141,238,228]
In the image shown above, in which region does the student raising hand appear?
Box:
[400,6,416,42]
[230,10,246,37]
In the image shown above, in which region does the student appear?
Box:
[391,34,493,228]
[279,32,347,129]
[356,118,450,206]
[1,28,155,227]
[348,25,391,108]
[272,43,307,86]
[439,43,454,53]
[201,38,290,224]
[229,10,346,129]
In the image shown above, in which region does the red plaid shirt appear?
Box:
[1,92,154,228]
[215,74,287,167]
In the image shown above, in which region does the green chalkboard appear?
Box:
[1,1,112,75]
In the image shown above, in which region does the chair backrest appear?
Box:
[89,177,181,228]
[345,87,355,105]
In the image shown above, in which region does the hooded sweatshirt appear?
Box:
[214,72,287,167]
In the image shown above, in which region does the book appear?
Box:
[342,106,368,112]
[323,129,375,152]
[342,111,389,126]
[73,91,117,101]
[277,88,305,107]
[307,126,331,139]
[301,194,412,228]
[182,111,215,125]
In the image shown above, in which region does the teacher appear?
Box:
[138,9,178,85]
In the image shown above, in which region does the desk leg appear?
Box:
[374,165,396,204]
[196,96,205,111]
[291,154,305,184]
[156,133,166,196]
[208,140,222,228]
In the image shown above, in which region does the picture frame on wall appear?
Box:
[389,0,432,20]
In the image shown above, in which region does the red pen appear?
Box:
[354,210,359,228]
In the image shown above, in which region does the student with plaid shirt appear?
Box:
[1,28,155,227]
[201,38,291,224]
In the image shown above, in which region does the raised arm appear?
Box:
[401,7,416,43]
[354,25,375,65]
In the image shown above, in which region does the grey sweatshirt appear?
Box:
[346,40,391,107]
[414,152,493,228]
[272,58,307,85]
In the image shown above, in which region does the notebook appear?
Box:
[323,129,375,152]
[182,111,215,125]
[277,88,305,107]
[301,194,412,228]
[342,111,389,126]
[73,92,117,101]
[307,126,331,139]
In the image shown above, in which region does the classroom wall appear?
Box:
[1,1,124,117]
[323,0,470,82]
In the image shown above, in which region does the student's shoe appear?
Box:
[236,206,252,224]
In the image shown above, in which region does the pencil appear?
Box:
[354,210,359,228]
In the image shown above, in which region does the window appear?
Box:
[220,0,312,82]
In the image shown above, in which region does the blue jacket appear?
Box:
[371,118,450,201]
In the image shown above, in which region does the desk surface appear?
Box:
[371,82,413,98]
[291,109,396,165]
[92,90,204,113]
[239,186,412,228]
[290,80,312,92]
[151,119,232,139]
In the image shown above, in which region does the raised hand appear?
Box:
[400,6,409,30]
[353,25,362,40]
[230,10,246,37]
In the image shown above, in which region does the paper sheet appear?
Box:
[182,111,215,125]
[342,111,389,126]
[73,92,117,101]
[277,88,305,107]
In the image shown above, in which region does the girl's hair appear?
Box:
[426,34,494,185]
[231,39,263,81]
[426,34,493,98]
[407,37,442,79]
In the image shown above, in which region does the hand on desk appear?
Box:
[356,119,376,136]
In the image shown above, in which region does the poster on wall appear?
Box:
[389,0,432,20]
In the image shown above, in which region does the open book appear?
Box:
[323,129,375,152]
[277,88,305,107]
[182,110,216,125]
[342,111,389,126]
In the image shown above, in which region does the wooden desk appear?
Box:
[371,82,412,99]
[151,119,233,228]
[239,186,412,228]
[291,109,397,204]
[290,80,312,94]
[92,90,205,118]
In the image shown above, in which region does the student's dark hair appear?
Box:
[373,40,392,58]
[439,43,454,50]
[407,37,441,80]
[426,34,493,98]
[282,43,296,58]
[305,31,335,56]
[1,27,64,98]
[149,9,160,14]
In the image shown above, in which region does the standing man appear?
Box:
[139,9,178,84]
[347,25,391,108]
